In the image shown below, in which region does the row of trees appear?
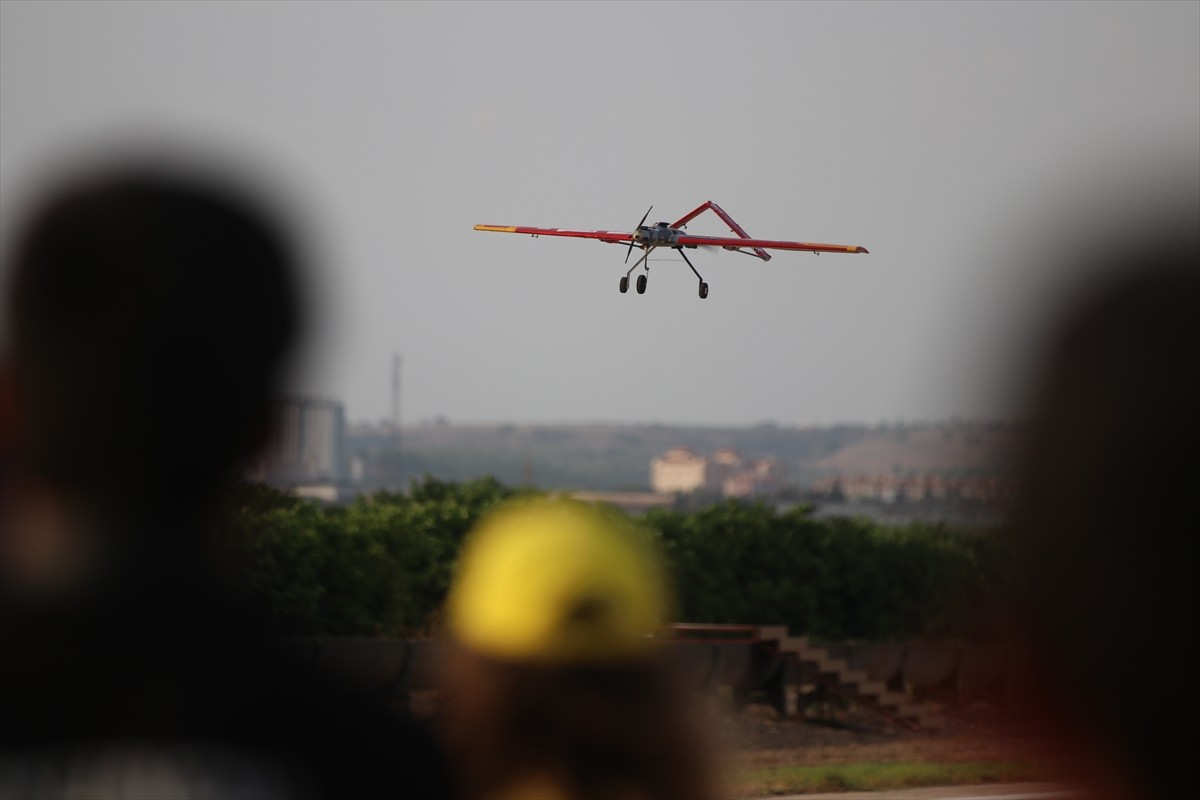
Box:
[220,477,1013,641]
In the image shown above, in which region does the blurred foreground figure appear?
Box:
[0,164,451,798]
[440,498,711,800]
[1011,218,1198,799]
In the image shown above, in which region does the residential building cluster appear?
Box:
[650,447,783,498]
[809,474,1009,503]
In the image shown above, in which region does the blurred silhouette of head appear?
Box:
[1011,208,1198,799]
[3,163,303,521]
[0,162,458,800]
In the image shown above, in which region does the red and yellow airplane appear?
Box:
[475,200,868,299]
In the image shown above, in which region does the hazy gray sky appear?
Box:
[2,1,1197,426]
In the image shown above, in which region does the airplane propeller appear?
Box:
[625,205,652,264]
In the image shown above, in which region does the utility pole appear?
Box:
[391,354,401,489]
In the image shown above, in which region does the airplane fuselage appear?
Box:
[631,222,682,247]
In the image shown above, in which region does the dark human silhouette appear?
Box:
[0,163,452,798]
[1009,213,1198,800]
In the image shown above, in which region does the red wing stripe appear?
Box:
[675,234,868,254]
[475,224,632,243]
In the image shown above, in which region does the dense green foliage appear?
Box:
[221,476,517,636]
[647,502,1008,641]
[220,478,1009,640]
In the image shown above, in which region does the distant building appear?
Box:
[250,396,345,486]
[650,447,783,498]
[650,448,707,494]
[726,458,783,498]
[810,473,1009,504]
[707,448,743,492]
[291,483,357,505]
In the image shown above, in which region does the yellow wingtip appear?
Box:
[475,224,518,233]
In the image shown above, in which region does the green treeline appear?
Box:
[221,477,1012,641]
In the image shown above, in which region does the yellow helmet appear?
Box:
[445,497,667,664]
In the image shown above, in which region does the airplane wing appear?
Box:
[474,225,633,244]
[674,233,869,255]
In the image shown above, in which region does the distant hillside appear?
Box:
[346,421,1018,492]
[811,425,1019,476]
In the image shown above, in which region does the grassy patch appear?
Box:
[737,760,1054,796]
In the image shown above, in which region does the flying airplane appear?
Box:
[475,200,868,299]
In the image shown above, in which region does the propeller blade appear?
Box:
[638,204,653,228]
[625,205,652,264]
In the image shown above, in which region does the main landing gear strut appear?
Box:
[678,248,709,299]
[620,246,653,295]
[617,246,708,299]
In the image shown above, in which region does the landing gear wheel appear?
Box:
[699,281,709,299]
[636,274,648,294]
[619,276,629,293]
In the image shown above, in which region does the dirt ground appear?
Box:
[413,689,1073,789]
[715,700,1070,773]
